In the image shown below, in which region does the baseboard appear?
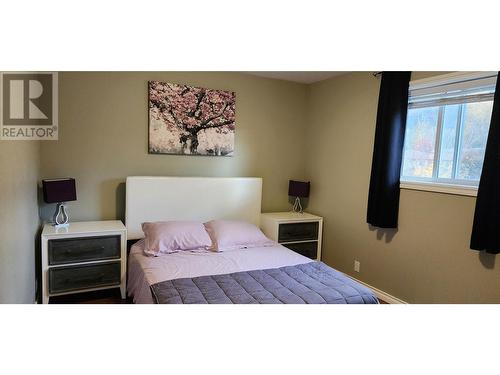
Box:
[347,275,408,304]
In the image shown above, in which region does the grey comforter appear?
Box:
[150,261,378,304]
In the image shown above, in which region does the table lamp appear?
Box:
[42,178,77,227]
[288,180,310,213]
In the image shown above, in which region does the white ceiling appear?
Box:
[246,71,348,84]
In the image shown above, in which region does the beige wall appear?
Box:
[40,72,308,222]
[305,72,500,303]
[0,141,39,303]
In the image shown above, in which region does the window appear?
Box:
[400,72,497,195]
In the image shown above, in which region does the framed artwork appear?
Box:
[148,81,236,156]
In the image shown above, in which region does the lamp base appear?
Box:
[52,203,70,226]
[292,197,303,214]
[53,223,70,228]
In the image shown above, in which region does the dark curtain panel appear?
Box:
[366,71,411,228]
[470,73,500,253]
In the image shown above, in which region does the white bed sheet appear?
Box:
[127,239,313,304]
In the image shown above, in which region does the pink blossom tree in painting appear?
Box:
[149,82,236,156]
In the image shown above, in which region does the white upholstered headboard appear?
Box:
[125,176,263,240]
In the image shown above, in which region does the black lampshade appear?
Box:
[288,180,310,198]
[42,178,77,203]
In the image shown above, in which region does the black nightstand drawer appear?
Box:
[278,222,319,243]
[49,262,121,294]
[282,241,318,259]
[48,235,121,265]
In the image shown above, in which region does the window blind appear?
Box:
[409,72,497,109]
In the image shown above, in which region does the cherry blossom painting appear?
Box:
[148,81,236,156]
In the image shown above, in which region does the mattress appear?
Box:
[127,239,314,303]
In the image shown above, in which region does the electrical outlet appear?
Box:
[354,260,360,273]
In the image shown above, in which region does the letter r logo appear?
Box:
[2,73,54,126]
[9,79,48,120]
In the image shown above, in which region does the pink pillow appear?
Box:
[141,221,213,256]
[204,220,275,252]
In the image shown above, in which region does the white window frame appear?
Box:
[400,71,497,197]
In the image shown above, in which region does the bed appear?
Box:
[125,176,378,304]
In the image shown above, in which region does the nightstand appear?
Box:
[260,212,323,260]
[41,220,127,304]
